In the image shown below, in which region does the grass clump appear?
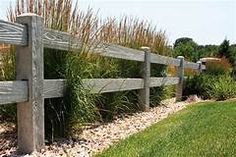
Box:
[205,57,232,75]
[96,101,236,157]
[183,74,213,99]
[209,75,236,100]
[184,73,236,101]
[0,46,16,121]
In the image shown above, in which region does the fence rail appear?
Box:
[0,81,28,104]
[0,19,205,69]
[0,14,205,153]
[0,77,180,104]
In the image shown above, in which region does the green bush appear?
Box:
[44,52,104,140]
[208,75,236,100]
[183,74,213,99]
[98,91,139,121]
[184,73,236,101]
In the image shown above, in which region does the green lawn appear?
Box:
[96,101,236,157]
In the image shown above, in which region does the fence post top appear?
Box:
[177,56,184,59]
[196,60,202,64]
[140,46,151,51]
[17,13,42,18]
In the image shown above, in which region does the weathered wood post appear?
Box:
[197,60,202,73]
[16,14,44,153]
[139,47,151,111]
[176,56,184,102]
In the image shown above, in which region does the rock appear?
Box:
[0,97,203,157]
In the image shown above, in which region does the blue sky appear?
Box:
[0,0,235,45]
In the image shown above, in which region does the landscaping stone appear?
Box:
[0,96,203,157]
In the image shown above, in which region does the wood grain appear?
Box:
[184,61,199,70]
[16,14,44,153]
[0,77,180,105]
[43,79,66,98]
[150,53,180,66]
[83,78,144,93]
[0,20,27,45]
[139,47,151,111]
[42,77,181,98]
[150,77,179,87]
[93,44,145,62]
[35,78,144,96]
[176,56,184,101]
[0,81,28,105]
[0,20,203,69]
[43,28,83,51]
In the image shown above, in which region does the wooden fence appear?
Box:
[0,14,205,153]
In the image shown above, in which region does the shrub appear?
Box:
[98,91,139,121]
[208,75,236,100]
[183,74,213,99]
[184,73,236,101]
[205,57,232,75]
[183,57,233,100]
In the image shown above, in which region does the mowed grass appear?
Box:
[96,101,236,157]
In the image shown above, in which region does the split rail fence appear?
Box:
[0,14,205,153]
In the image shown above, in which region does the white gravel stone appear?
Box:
[0,96,204,157]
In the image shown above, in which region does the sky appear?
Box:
[0,0,235,45]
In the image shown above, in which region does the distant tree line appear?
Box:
[172,37,236,64]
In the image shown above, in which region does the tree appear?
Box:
[196,45,219,58]
[218,39,230,58]
[173,37,194,48]
[229,44,236,78]
[173,37,198,62]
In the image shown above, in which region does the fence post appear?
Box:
[16,14,44,153]
[139,47,151,111]
[176,56,184,102]
[197,60,202,73]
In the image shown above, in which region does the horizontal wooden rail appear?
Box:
[42,77,179,98]
[43,79,66,98]
[43,28,83,51]
[150,53,180,66]
[93,44,145,62]
[0,81,28,105]
[184,61,198,70]
[0,80,66,104]
[83,78,144,93]
[0,21,204,69]
[43,30,145,62]
[0,77,181,104]
[150,77,179,87]
[0,20,27,45]
[185,61,206,70]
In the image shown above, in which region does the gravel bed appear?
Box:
[0,96,203,157]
